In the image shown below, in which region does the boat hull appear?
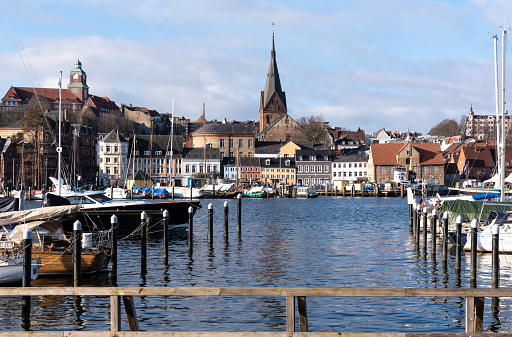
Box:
[0,258,39,285]
[36,249,110,275]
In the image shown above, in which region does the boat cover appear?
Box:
[438,200,512,223]
[0,197,18,212]
[0,205,79,227]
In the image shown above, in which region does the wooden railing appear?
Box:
[0,286,510,336]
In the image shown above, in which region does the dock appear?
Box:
[0,286,506,335]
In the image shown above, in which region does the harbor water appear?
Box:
[2,196,512,332]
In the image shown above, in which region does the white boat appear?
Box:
[464,210,512,253]
[295,186,318,198]
[0,256,39,285]
[163,186,204,199]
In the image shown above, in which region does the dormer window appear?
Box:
[285,160,290,166]
[144,151,150,156]
[265,159,270,165]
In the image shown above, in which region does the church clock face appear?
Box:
[73,74,79,82]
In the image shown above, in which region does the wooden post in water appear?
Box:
[422,207,427,249]
[141,211,147,275]
[111,215,118,284]
[28,187,31,201]
[110,295,121,331]
[163,209,169,266]
[188,206,194,255]
[470,219,478,288]
[431,208,437,259]
[152,186,155,200]
[207,203,213,247]
[190,185,193,200]
[442,212,449,267]
[172,186,174,200]
[334,186,338,197]
[400,184,404,198]
[237,193,242,236]
[22,228,32,287]
[455,215,462,273]
[22,227,32,329]
[415,204,421,246]
[73,220,82,287]
[298,296,308,332]
[412,204,417,238]
[351,184,355,197]
[224,201,229,244]
[492,224,499,289]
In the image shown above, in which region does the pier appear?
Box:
[1,286,508,335]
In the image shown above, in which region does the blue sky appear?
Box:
[0,0,511,135]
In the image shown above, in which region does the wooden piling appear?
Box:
[188,206,194,255]
[224,201,229,244]
[190,185,193,200]
[470,219,478,288]
[141,211,147,274]
[286,296,295,332]
[298,296,308,332]
[431,209,437,259]
[415,204,421,246]
[123,296,140,331]
[442,212,448,267]
[455,215,462,272]
[111,215,118,283]
[412,205,418,238]
[172,186,175,200]
[73,220,82,287]
[208,203,213,246]
[422,207,427,249]
[163,209,169,266]
[22,228,32,288]
[492,224,499,289]
[237,194,242,236]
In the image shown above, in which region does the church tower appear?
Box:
[67,59,89,102]
[259,32,287,132]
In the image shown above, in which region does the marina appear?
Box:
[2,196,512,333]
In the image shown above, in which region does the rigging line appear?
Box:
[0,1,46,112]
[474,55,494,112]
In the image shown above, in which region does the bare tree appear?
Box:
[297,114,328,143]
[428,119,459,137]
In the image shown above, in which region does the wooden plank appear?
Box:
[465,297,475,333]
[2,286,512,298]
[286,295,295,332]
[474,297,485,333]
[3,332,512,336]
[297,296,308,332]
[110,295,120,331]
[123,296,140,331]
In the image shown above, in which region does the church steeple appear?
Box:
[263,32,286,110]
[259,29,287,132]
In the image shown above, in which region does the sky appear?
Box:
[0,0,511,136]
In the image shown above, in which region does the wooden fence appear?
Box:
[1,286,512,336]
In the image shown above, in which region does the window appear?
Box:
[144,151,150,156]
[433,166,439,174]
[185,165,190,173]
[298,166,303,172]
[285,160,290,166]
[433,178,439,184]
[106,146,111,153]
[229,152,234,157]
[229,139,234,148]
[155,151,162,156]
[324,165,328,172]
[220,139,225,148]
[422,166,428,174]
[305,165,309,172]
[380,167,385,175]
[265,159,270,165]
[390,167,394,174]
[221,152,224,158]
[135,151,139,155]
[317,165,322,172]
[248,139,253,148]
[238,139,243,148]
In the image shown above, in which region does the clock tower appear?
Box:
[67,59,89,103]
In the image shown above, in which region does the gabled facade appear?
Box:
[97,130,128,187]
[368,143,445,185]
[129,135,183,186]
[182,147,221,184]
[295,149,331,186]
[332,154,368,183]
[188,122,256,159]
[259,157,296,185]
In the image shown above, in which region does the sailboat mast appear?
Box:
[57,71,62,196]
[500,30,507,201]
[169,100,174,186]
[116,128,120,187]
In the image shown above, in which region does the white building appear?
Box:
[97,130,129,187]
[332,154,368,184]
[182,148,221,184]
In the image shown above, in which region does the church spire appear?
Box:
[263,30,286,110]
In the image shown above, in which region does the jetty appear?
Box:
[0,286,507,335]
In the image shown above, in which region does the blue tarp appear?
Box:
[472,192,500,200]
[141,186,168,197]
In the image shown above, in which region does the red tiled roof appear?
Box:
[412,143,444,165]
[370,143,405,165]
[2,86,81,103]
